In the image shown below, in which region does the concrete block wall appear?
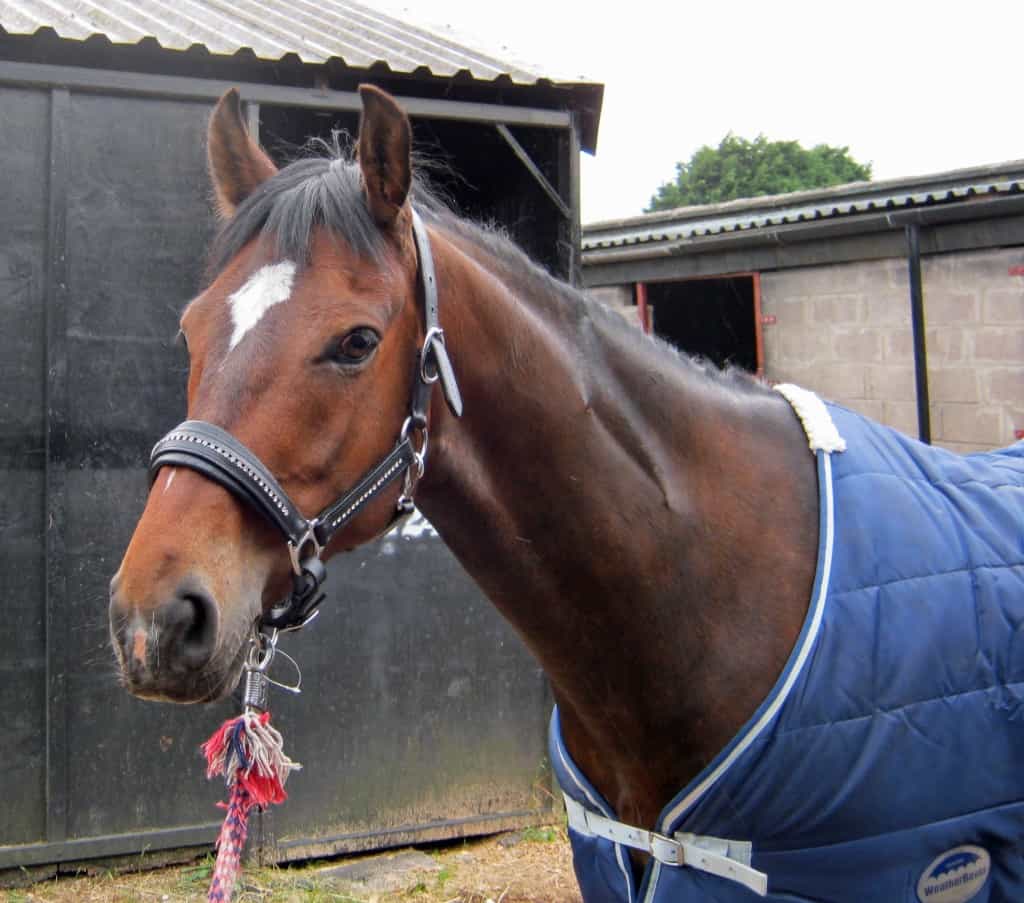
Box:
[761,247,1023,453]
[588,284,644,329]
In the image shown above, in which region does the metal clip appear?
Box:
[400,417,429,473]
[241,625,302,710]
[397,417,428,512]
[246,625,279,672]
[242,627,278,712]
[396,491,416,516]
[243,667,270,713]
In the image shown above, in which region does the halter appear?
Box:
[149,209,462,633]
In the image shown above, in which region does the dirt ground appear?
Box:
[3,827,582,903]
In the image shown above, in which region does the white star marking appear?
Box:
[227,261,297,350]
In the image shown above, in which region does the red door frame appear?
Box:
[634,273,764,378]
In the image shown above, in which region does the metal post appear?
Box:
[905,224,931,443]
[245,101,260,141]
[567,115,581,287]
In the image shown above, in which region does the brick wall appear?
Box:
[761,247,1023,453]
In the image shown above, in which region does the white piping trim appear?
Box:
[555,735,608,816]
[555,730,634,903]
[643,860,661,903]
[659,451,837,833]
[614,845,634,903]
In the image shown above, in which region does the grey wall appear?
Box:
[761,247,1023,453]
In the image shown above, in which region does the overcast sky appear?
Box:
[398,0,1022,224]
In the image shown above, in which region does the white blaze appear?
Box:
[227,261,297,350]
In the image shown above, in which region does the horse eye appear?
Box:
[333,327,379,364]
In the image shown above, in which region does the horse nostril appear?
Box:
[164,586,220,669]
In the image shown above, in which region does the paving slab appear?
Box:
[314,850,441,893]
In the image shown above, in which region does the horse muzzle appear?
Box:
[108,572,237,702]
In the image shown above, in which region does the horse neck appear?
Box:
[416,224,819,823]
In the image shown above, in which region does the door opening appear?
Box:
[643,275,761,374]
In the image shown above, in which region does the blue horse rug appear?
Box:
[551,386,1024,902]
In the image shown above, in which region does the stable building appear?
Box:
[0,0,601,876]
[583,162,1024,453]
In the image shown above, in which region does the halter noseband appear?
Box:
[149,210,462,633]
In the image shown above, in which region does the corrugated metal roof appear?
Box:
[583,161,1024,253]
[0,0,582,85]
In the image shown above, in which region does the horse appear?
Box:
[109,86,1024,902]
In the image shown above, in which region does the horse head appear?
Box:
[109,86,435,702]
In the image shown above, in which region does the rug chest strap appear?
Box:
[562,794,768,897]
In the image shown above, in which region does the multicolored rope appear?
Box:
[202,711,300,902]
[207,782,252,902]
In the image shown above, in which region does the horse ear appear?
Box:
[207,89,278,219]
[357,85,412,229]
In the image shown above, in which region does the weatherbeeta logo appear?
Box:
[916,846,990,903]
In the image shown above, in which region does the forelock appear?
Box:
[208,152,386,278]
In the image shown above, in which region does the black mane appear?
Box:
[208,149,443,276]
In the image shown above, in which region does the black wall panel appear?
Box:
[1,83,552,868]
[0,86,49,847]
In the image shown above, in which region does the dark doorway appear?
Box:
[255,105,564,276]
[258,104,360,162]
[645,276,760,373]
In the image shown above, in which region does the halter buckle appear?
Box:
[419,327,445,384]
[287,523,323,578]
[420,327,462,418]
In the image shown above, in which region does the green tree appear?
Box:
[646,134,872,212]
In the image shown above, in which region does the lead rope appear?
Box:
[203,629,301,902]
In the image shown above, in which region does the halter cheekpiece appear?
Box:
[149,209,462,633]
